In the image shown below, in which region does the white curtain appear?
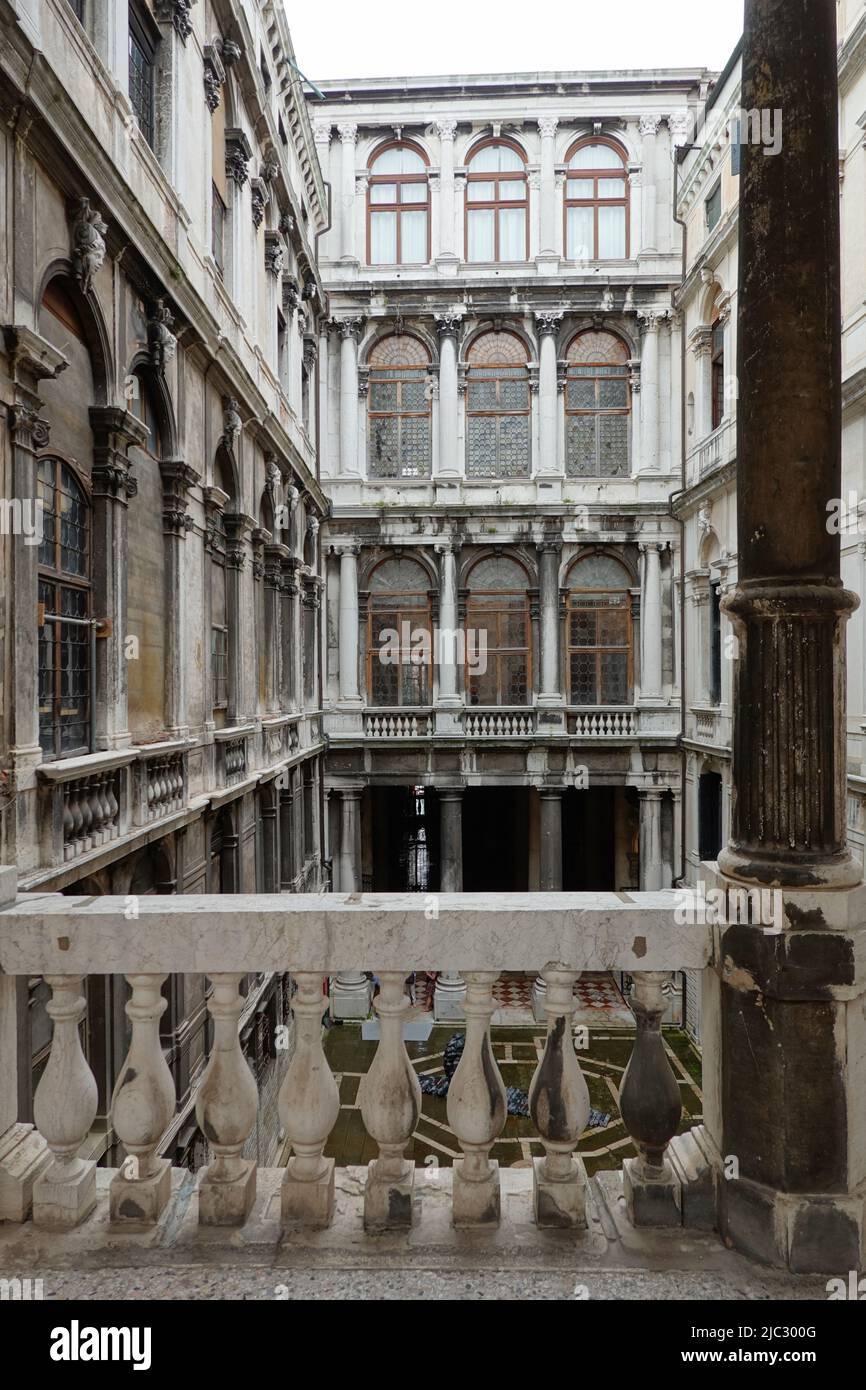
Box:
[467,208,495,261]
[567,206,594,261]
[498,207,525,260]
[370,211,397,263]
[598,206,626,259]
[401,210,427,263]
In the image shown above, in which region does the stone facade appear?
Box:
[0,0,328,1164]
[312,73,715,985]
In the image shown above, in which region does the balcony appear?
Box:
[0,870,856,1294]
[330,705,678,744]
[686,417,736,487]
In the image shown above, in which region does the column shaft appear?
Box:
[337,548,361,706]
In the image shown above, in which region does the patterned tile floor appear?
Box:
[406,970,634,1028]
[324,1022,703,1177]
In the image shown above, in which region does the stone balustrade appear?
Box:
[462,709,537,737]
[0,884,711,1238]
[364,710,434,739]
[136,748,187,825]
[567,708,638,738]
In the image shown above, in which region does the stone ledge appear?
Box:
[0,1166,828,1299]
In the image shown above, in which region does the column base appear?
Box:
[532,1155,587,1229]
[331,975,373,1020]
[452,1157,501,1228]
[622,1156,682,1228]
[364,1159,415,1231]
[433,976,466,1021]
[0,1123,51,1222]
[718,1171,866,1275]
[281,1157,335,1229]
[667,1125,717,1231]
[109,1157,172,1229]
[198,1159,257,1226]
[33,1159,97,1230]
[717,843,863,890]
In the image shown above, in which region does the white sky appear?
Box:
[288,0,744,86]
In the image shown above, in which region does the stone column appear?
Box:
[337,318,363,476]
[318,326,331,475]
[436,118,459,268]
[160,461,198,736]
[669,311,683,474]
[337,122,358,263]
[535,311,563,478]
[690,328,714,442]
[279,780,296,891]
[434,789,467,1021]
[639,115,660,254]
[537,540,563,707]
[709,0,866,1275]
[638,790,663,891]
[537,116,559,262]
[332,788,372,1018]
[435,314,462,477]
[280,556,299,711]
[89,407,149,749]
[336,544,362,707]
[436,542,461,707]
[222,512,251,725]
[538,789,563,890]
[639,541,664,701]
[638,311,660,472]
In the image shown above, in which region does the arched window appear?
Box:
[567,554,633,706]
[565,139,629,260]
[37,459,91,758]
[465,555,531,706]
[565,331,631,477]
[466,331,531,478]
[367,557,432,706]
[368,144,429,265]
[367,336,432,478]
[466,141,528,262]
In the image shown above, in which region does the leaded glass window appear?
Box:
[128,3,157,150]
[367,336,432,478]
[466,331,530,477]
[466,142,528,262]
[564,139,629,260]
[567,554,632,706]
[37,458,91,758]
[367,558,432,706]
[465,555,531,706]
[711,320,725,431]
[368,144,429,265]
[565,331,631,477]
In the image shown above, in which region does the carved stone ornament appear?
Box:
[222,396,242,451]
[221,37,242,69]
[146,297,177,372]
[264,232,285,278]
[225,129,253,186]
[282,275,300,312]
[203,42,225,113]
[250,178,268,230]
[157,0,197,42]
[70,198,107,297]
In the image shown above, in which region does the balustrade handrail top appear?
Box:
[0,889,712,975]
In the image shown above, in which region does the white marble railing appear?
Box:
[694,708,717,739]
[567,708,638,737]
[462,709,537,737]
[689,417,735,484]
[0,885,711,1238]
[364,711,433,738]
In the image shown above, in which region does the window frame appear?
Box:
[366,589,433,707]
[563,137,630,261]
[465,331,531,479]
[128,0,159,150]
[711,318,725,431]
[564,331,631,478]
[367,336,433,479]
[465,138,529,264]
[211,182,227,277]
[366,141,431,267]
[37,456,93,761]
[465,559,532,708]
[566,556,633,707]
[705,180,722,233]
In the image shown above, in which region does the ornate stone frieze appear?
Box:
[70,198,107,297]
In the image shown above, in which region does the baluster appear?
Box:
[196,974,259,1225]
[32,975,98,1229]
[109,974,176,1227]
[359,971,421,1230]
[279,972,340,1228]
[528,966,589,1227]
[619,970,683,1226]
[106,772,119,835]
[446,971,507,1227]
[69,781,84,853]
[62,784,74,859]
[97,774,112,838]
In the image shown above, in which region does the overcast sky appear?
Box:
[288,0,744,86]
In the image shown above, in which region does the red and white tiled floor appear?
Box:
[405,970,633,1027]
